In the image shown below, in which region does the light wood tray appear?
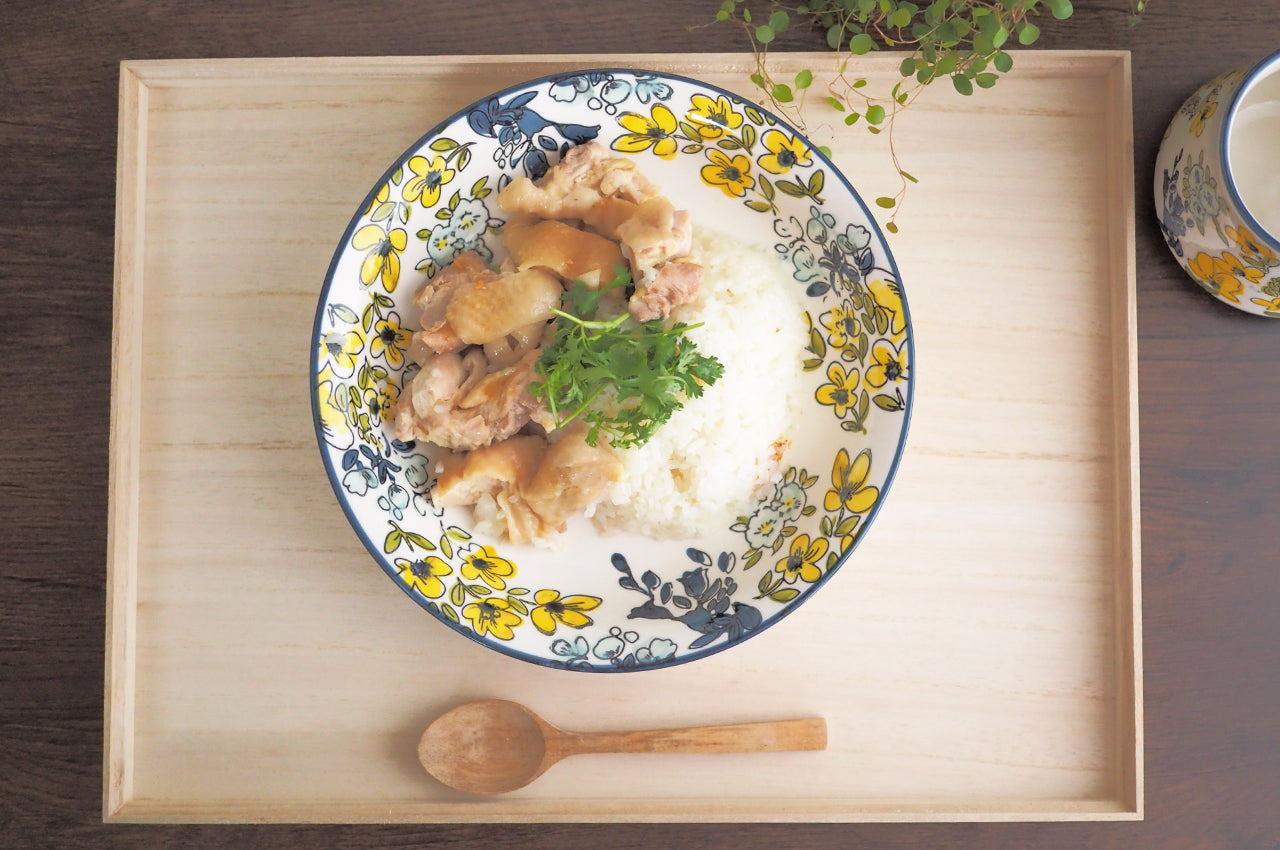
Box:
[106,52,1140,823]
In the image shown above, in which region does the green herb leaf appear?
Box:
[530,269,725,449]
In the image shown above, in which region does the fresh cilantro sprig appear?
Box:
[531,267,724,449]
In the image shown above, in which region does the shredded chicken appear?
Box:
[616,196,693,274]
[497,141,660,223]
[503,217,626,288]
[446,266,560,345]
[393,348,547,451]
[409,251,488,355]
[396,143,711,542]
[628,259,704,323]
[432,426,621,544]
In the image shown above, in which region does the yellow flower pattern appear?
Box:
[1226,224,1278,268]
[316,329,365,379]
[700,149,754,197]
[460,544,516,590]
[775,534,828,584]
[351,224,407,292]
[463,598,522,640]
[825,448,879,515]
[369,314,410,366]
[396,556,452,598]
[613,104,678,159]
[866,341,908,389]
[758,129,812,175]
[1190,95,1217,137]
[815,362,860,418]
[530,590,602,635]
[820,305,859,349]
[404,154,456,207]
[1188,251,1260,304]
[687,94,743,140]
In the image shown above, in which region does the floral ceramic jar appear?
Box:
[1156,49,1280,316]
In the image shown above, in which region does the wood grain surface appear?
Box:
[2,0,1279,847]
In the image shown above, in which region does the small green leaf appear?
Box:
[715,9,728,20]
[507,597,529,615]
[865,104,886,124]
[439,534,454,560]
[331,303,359,324]
[849,32,875,54]
[873,393,904,411]
[769,10,790,31]
[875,196,896,209]
[755,24,775,44]
[447,526,472,541]
[449,582,466,607]
[889,7,911,27]
[826,95,846,112]
[758,572,772,594]
[745,200,774,213]
[994,51,1013,73]
[826,24,842,49]
[769,588,801,603]
[899,56,916,76]
[975,73,998,89]
[795,69,813,89]
[844,112,860,125]
[742,6,751,21]
[771,83,794,103]
[1047,0,1073,19]
[900,170,918,183]
[383,529,403,554]
[818,145,832,158]
[390,167,403,185]
[952,74,974,96]
[429,138,458,152]
[441,603,460,624]
[853,78,867,88]
[992,26,1009,49]
[405,532,436,551]
[1018,22,1040,45]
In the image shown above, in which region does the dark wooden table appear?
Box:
[4,1,1280,847]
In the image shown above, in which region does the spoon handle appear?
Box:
[556,717,827,756]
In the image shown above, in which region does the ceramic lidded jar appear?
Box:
[1155,49,1280,316]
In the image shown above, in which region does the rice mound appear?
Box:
[592,228,807,538]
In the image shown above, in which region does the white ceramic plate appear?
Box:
[311,69,913,671]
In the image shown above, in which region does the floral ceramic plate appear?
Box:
[311,69,913,671]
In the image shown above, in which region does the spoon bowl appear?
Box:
[418,699,827,795]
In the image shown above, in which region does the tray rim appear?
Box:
[105,50,1141,824]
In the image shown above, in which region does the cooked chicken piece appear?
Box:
[581,196,639,240]
[433,436,544,507]
[523,426,623,530]
[393,348,545,451]
[409,251,489,355]
[435,436,553,544]
[497,141,659,222]
[628,259,704,323]
[445,267,561,345]
[616,196,694,275]
[503,218,626,288]
[482,320,547,370]
[393,349,487,443]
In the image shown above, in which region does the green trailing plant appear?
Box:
[709,0,1154,231]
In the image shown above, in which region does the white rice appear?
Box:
[592,228,807,538]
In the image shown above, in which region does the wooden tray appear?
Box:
[106,52,1140,823]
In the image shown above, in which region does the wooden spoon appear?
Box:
[418,698,827,795]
